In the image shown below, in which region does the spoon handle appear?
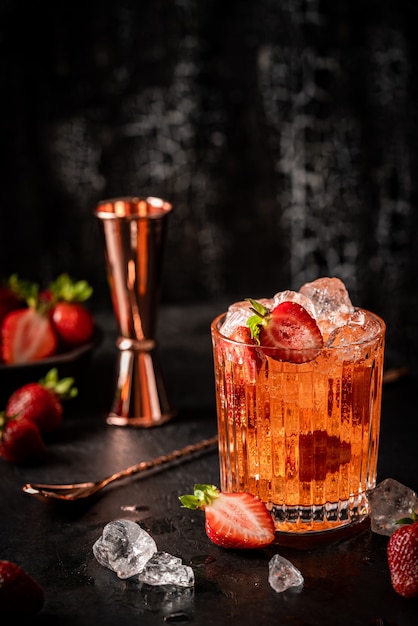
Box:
[100,435,219,488]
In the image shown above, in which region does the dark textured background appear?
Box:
[1,0,417,373]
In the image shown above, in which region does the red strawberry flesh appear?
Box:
[1,308,57,364]
[205,490,275,548]
[247,299,323,363]
[179,484,275,549]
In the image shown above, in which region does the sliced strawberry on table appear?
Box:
[246,298,323,364]
[0,559,44,615]
[387,510,418,598]
[179,484,275,549]
[0,414,46,463]
[5,367,77,434]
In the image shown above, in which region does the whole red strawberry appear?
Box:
[180,484,275,549]
[387,511,418,598]
[0,414,45,463]
[5,367,78,434]
[48,274,94,346]
[0,560,44,614]
[246,299,323,364]
[51,301,94,346]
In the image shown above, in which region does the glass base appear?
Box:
[273,516,370,550]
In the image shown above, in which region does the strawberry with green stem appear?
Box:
[5,367,78,434]
[47,274,95,346]
[246,298,323,364]
[179,484,275,549]
[387,510,418,598]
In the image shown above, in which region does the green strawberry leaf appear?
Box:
[39,368,78,400]
[179,484,220,509]
[246,298,271,344]
[48,274,93,303]
[396,510,418,526]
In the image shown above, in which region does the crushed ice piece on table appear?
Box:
[268,554,304,593]
[137,551,195,588]
[367,478,418,536]
[93,519,157,579]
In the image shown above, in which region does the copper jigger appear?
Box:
[94,196,176,427]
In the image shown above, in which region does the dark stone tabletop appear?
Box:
[0,304,417,625]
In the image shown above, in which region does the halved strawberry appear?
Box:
[179,484,275,549]
[246,299,323,363]
[0,275,38,362]
[1,307,57,364]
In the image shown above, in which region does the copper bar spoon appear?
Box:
[22,436,218,502]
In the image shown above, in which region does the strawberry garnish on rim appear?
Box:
[179,484,275,549]
[246,299,323,364]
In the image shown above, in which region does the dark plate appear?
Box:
[0,325,103,404]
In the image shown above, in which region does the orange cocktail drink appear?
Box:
[211,277,385,539]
